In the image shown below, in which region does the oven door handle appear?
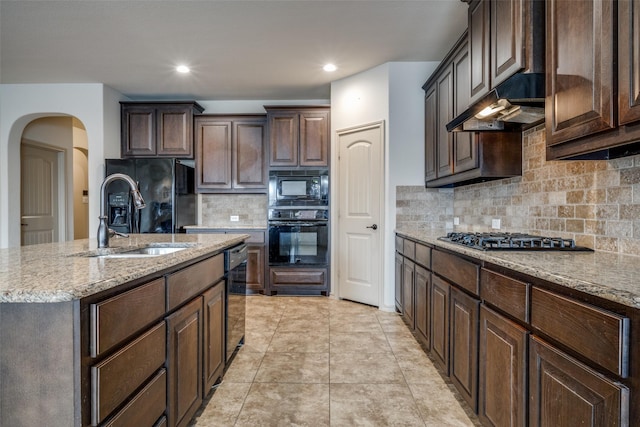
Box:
[269,221,328,227]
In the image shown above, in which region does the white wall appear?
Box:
[0,84,124,248]
[330,62,438,310]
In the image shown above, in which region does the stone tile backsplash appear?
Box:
[397,125,640,256]
[200,194,268,228]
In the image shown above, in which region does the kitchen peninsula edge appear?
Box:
[0,233,247,427]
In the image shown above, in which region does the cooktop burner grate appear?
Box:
[439,232,593,251]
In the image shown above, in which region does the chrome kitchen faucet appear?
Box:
[97,173,146,248]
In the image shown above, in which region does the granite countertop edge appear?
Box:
[0,233,249,303]
[396,227,640,310]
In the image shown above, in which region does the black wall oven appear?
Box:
[268,218,329,265]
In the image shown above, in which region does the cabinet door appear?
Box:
[490,0,524,87]
[469,0,490,104]
[545,0,615,146]
[395,252,404,313]
[436,65,454,178]
[156,105,194,157]
[402,258,415,329]
[233,119,267,189]
[619,0,640,125]
[269,112,298,166]
[299,110,329,167]
[450,286,480,412]
[529,336,629,427]
[167,297,203,427]
[414,264,430,349]
[203,282,225,394]
[195,119,232,191]
[246,244,265,292]
[453,40,478,174]
[431,276,450,374]
[479,305,528,427]
[424,85,438,182]
[121,105,156,157]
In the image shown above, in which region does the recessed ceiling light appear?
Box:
[323,63,337,72]
[176,65,190,74]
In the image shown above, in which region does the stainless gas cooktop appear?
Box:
[438,232,593,251]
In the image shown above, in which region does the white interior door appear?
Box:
[21,144,61,245]
[337,122,384,306]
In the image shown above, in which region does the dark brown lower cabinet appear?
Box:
[395,252,404,313]
[246,245,265,293]
[402,258,415,329]
[431,276,450,374]
[268,267,328,295]
[449,286,480,412]
[167,297,203,427]
[202,281,225,394]
[414,264,430,349]
[529,335,629,427]
[479,305,528,427]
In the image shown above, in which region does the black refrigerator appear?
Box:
[105,158,196,234]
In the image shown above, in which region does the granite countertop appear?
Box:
[0,233,248,303]
[396,227,640,310]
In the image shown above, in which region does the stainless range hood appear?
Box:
[446,73,545,132]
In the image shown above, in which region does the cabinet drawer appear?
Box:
[395,235,403,253]
[103,368,166,427]
[432,250,479,295]
[480,269,529,323]
[270,268,326,287]
[91,322,166,425]
[90,278,165,357]
[403,239,416,260]
[415,243,431,269]
[167,254,224,310]
[531,287,629,377]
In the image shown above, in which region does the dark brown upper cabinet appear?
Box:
[546,0,640,159]
[468,0,544,105]
[121,101,203,158]
[266,106,330,168]
[194,115,267,193]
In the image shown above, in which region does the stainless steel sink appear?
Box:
[79,244,192,259]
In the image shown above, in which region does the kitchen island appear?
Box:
[0,233,248,427]
[395,227,639,426]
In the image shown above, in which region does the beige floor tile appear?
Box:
[276,315,329,332]
[329,331,392,353]
[330,383,424,426]
[190,382,251,427]
[235,383,330,427]
[386,331,427,353]
[254,352,329,383]
[267,329,329,352]
[395,348,443,384]
[409,382,476,427]
[221,349,264,383]
[330,351,405,384]
[242,330,274,353]
[329,314,383,333]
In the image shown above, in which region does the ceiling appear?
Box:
[0,0,468,100]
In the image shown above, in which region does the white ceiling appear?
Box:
[0,0,468,100]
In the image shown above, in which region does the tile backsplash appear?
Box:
[200,194,268,228]
[397,125,640,256]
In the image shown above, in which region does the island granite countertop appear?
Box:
[396,227,640,310]
[0,233,248,303]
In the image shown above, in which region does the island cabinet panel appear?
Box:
[479,305,528,427]
[91,321,166,425]
[431,275,450,374]
[202,281,225,393]
[529,336,629,427]
[167,297,203,427]
[102,368,167,427]
[530,287,629,378]
[432,249,479,295]
[480,268,529,323]
[90,277,165,357]
[167,253,224,310]
[449,286,480,412]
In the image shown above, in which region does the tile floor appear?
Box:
[191,295,480,426]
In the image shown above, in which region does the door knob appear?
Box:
[366,224,378,230]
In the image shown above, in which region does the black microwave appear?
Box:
[268,170,329,206]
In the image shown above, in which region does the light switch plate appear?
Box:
[491,218,501,229]
[230,215,239,222]
[453,217,460,225]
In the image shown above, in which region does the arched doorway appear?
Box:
[19,116,89,245]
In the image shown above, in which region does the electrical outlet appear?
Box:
[491,218,501,229]
[453,217,460,225]
[230,215,239,222]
